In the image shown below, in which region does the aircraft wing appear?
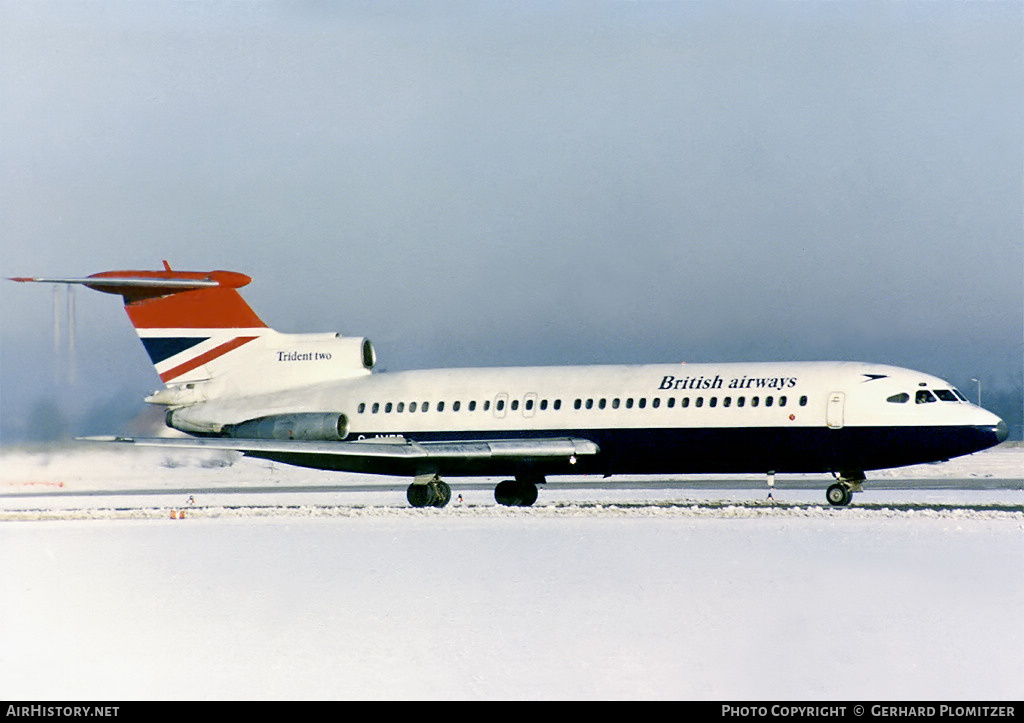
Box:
[82,435,600,478]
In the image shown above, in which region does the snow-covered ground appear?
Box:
[1,443,1021,700]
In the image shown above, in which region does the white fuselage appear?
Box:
[168,360,1005,477]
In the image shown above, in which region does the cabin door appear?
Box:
[826,391,845,429]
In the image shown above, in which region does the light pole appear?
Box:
[969,378,982,407]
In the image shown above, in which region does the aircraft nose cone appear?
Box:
[995,419,1008,443]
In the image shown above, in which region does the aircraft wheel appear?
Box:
[403,483,428,507]
[407,479,452,508]
[826,483,852,507]
[407,483,432,508]
[494,479,538,507]
[432,480,451,508]
[494,480,516,506]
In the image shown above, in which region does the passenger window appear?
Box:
[385,402,393,413]
[511,399,519,411]
[585,399,593,410]
[422,402,429,412]
[723,397,731,408]
[887,393,909,404]
[667,397,675,408]
[599,398,607,410]
[779,396,787,407]
[469,401,477,412]
[437,401,445,412]
[483,400,490,411]
[709,397,717,408]
[574,399,582,410]
[765,397,773,407]
[799,396,807,407]
[526,398,534,411]
[626,398,634,409]
[553,399,561,410]
[408,402,416,413]
[496,399,505,411]
[453,401,461,412]
[612,398,620,409]
[372,402,380,414]
[540,399,548,411]
[681,397,690,408]
[915,390,937,404]
[751,397,759,407]
[638,398,647,409]
[652,398,660,408]
[695,397,703,408]
[737,397,745,407]
[358,402,366,414]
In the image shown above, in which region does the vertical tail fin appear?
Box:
[10,263,270,385]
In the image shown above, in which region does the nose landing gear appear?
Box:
[826,471,865,507]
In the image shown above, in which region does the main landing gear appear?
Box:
[826,471,865,507]
[405,474,544,508]
[406,474,451,508]
[494,475,542,507]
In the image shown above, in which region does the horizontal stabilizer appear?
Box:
[9,276,218,289]
[9,267,252,304]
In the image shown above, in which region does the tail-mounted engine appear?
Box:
[269,333,376,372]
[148,333,377,408]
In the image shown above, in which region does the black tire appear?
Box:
[494,480,517,506]
[407,484,431,508]
[494,479,538,507]
[826,483,850,507]
[431,481,451,508]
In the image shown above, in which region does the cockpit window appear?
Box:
[952,389,968,402]
[934,389,958,402]
[915,390,937,404]
[887,393,909,404]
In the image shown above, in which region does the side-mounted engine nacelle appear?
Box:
[221,412,350,441]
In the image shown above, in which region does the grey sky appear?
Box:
[2,1,1021,441]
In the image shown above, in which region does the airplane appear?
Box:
[11,263,1007,507]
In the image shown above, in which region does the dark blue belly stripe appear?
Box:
[244,424,1003,479]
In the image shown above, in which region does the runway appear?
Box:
[4,474,1021,498]
[2,444,1020,520]
[3,476,1021,522]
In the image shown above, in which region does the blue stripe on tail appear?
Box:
[141,337,210,365]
